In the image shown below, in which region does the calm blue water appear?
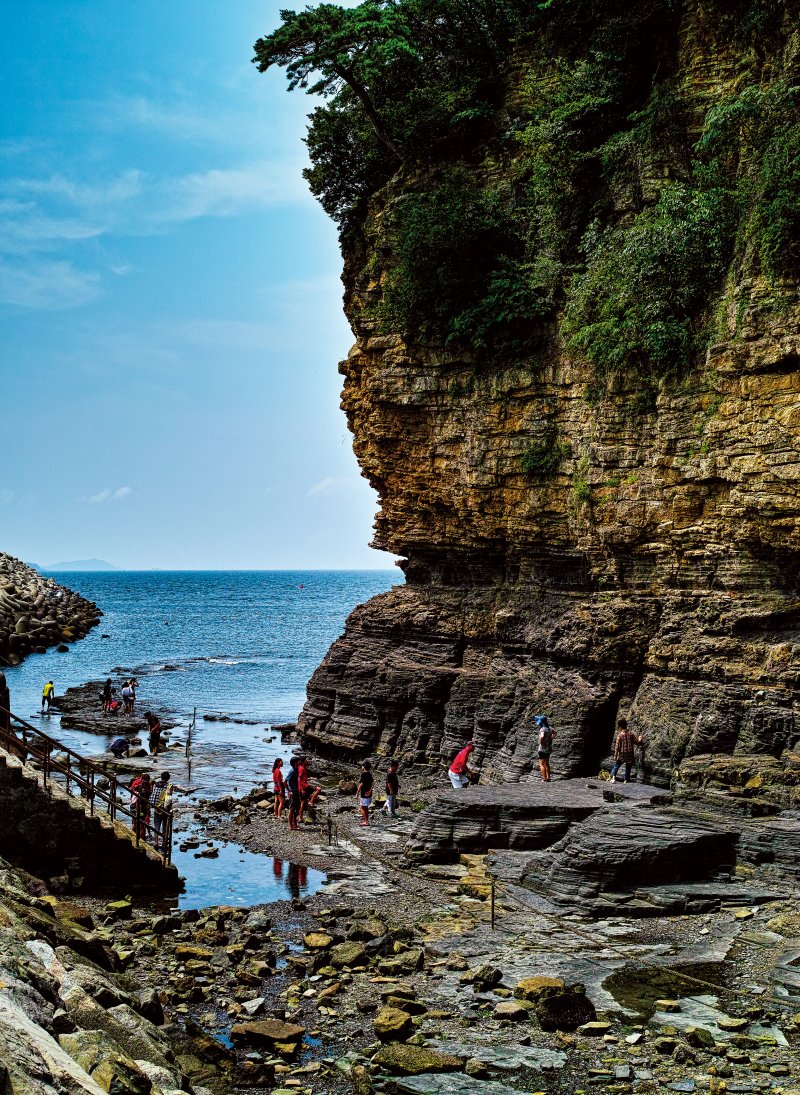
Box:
[6,570,397,726]
[4,570,398,906]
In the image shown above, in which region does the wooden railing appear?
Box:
[0,703,173,866]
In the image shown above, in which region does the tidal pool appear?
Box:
[168,841,326,910]
[603,961,728,1018]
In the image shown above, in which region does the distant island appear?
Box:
[37,558,118,572]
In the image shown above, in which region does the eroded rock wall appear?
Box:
[298,9,800,785]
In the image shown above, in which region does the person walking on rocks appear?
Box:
[610,718,643,783]
[272,758,286,819]
[286,757,301,831]
[535,716,556,782]
[383,758,400,818]
[448,741,476,789]
[102,678,113,713]
[149,771,177,851]
[41,681,55,713]
[121,680,134,715]
[357,760,374,826]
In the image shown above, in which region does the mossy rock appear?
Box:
[514,975,565,1001]
[373,1043,463,1075]
[329,941,367,968]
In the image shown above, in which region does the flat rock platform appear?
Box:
[404,777,670,863]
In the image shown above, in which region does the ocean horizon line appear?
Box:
[40,566,401,574]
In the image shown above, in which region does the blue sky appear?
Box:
[0,0,395,570]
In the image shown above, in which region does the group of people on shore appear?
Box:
[267,713,642,840]
[102,677,138,715]
[128,770,177,849]
[271,756,321,831]
[271,755,401,830]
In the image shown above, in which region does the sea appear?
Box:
[4,570,399,907]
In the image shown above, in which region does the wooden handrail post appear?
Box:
[0,674,9,737]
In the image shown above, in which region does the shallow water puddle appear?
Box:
[168,840,326,909]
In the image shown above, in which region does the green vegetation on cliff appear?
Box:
[256,0,800,380]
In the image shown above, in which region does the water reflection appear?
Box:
[272,857,309,900]
[168,839,325,909]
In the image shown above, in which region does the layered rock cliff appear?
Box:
[0,554,101,667]
[291,1,800,784]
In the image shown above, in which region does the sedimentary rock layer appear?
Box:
[0,553,100,667]
[299,6,800,786]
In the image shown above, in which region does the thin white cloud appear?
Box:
[308,476,338,498]
[82,486,133,504]
[155,161,310,223]
[0,258,100,310]
[12,170,144,207]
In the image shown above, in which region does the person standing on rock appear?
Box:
[144,712,164,754]
[610,718,643,783]
[357,760,374,826]
[286,757,301,831]
[41,681,55,713]
[535,716,556,782]
[272,758,286,819]
[102,678,113,713]
[448,741,476,789]
[383,758,400,818]
[121,680,133,715]
[297,756,321,821]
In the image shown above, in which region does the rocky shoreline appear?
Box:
[4,769,798,1095]
[3,672,800,1092]
[0,553,101,667]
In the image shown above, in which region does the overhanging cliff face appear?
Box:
[297,6,800,784]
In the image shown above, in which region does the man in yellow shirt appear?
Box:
[41,681,55,713]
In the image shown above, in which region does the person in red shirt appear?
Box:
[297,756,321,821]
[272,758,286,819]
[448,742,476,789]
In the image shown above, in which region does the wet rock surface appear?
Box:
[2,744,800,1094]
[0,553,101,668]
[55,679,179,739]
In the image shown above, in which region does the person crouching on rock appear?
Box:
[535,716,556,782]
[109,735,130,759]
[272,758,286,819]
[357,760,374,827]
[286,757,301,831]
[610,718,643,783]
[448,741,476,789]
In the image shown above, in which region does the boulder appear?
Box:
[373,1006,414,1041]
[303,932,333,950]
[230,1019,305,1048]
[372,1044,464,1075]
[514,975,565,1001]
[534,984,596,1032]
[329,942,367,969]
[460,964,502,992]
